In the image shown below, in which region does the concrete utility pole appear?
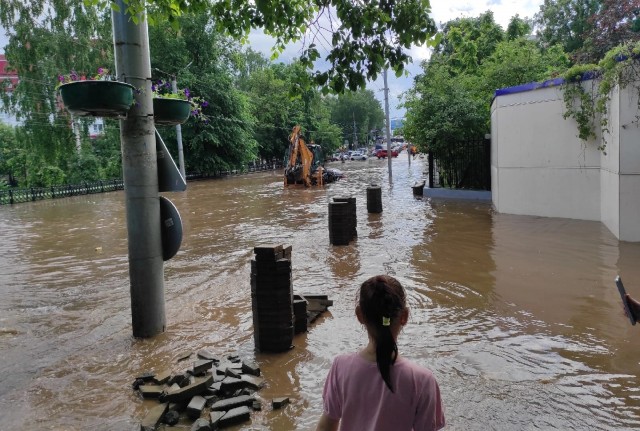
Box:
[383,69,392,179]
[352,113,357,149]
[171,76,186,179]
[112,0,166,337]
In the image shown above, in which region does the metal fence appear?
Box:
[428,139,491,191]
[0,160,285,206]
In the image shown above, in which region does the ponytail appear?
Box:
[375,323,398,392]
[359,275,407,393]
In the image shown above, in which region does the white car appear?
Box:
[350,151,367,161]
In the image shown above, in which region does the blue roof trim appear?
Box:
[494,77,564,97]
[493,70,600,98]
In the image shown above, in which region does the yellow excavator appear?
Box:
[284,125,343,187]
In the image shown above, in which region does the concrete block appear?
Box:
[220,377,245,394]
[163,375,213,403]
[192,359,214,376]
[177,351,192,362]
[240,374,265,390]
[197,349,219,362]
[152,369,171,385]
[139,384,164,398]
[241,361,260,376]
[135,371,155,381]
[140,402,168,431]
[272,397,290,409]
[210,411,225,430]
[227,354,241,363]
[219,406,251,428]
[224,367,241,379]
[210,394,255,411]
[187,395,207,419]
[252,400,262,411]
[168,373,190,387]
[191,417,211,431]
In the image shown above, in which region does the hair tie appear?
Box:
[382,316,391,326]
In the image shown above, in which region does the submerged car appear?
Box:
[350,151,367,161]
[375,149,399,159]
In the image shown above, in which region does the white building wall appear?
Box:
[492,84,601,221]
[492,77,640,242]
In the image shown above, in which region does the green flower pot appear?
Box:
[153,97,192,126]
[58,81,135,118]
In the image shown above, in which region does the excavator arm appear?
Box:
[285,125,322,186]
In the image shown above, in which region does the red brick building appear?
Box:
[0,54,19,92]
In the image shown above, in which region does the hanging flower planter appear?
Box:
[58,80,136,118]
[153,97,192,126]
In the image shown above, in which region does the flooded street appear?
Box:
[1,155,640,430]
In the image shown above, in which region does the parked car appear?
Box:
[330,153,341,161]
[350,151,367,161]
[375,149,399,159]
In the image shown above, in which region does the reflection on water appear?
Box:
[1,157,640,430]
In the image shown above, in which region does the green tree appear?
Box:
[403,12,570,156]
[327,89,385,149]
[76,0,440,93]
[535,0,601,55]
[0,0,114,186]
[506,15,533,40]
[402,59,487,153]
[480,40,570,94]
[0,122,22,186]
[582,0,640,61]
[149,13,257,172]
[436,11,505,74]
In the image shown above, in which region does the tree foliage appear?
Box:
[76,0,440,94]
[149,13,257,172]
[535,0,600,55]
[403,12,567,155]
[326,90,385,148]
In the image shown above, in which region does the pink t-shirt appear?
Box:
[322,353,445,431]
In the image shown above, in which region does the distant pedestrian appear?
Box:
[315,275,445,431]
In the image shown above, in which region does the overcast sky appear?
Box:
[0,0,544,117]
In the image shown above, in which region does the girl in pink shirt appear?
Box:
[316,275,445,431]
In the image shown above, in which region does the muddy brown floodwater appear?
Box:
[1,156,640,430]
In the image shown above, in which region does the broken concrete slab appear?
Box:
[240,374,265,390]
[220,377,245,394]
[210,411,224,429]
[135,371,155,381]
[167,373,190,387]
[177,351,192,362]
[197,349,219,362]
[140,402,168,431]
[190,417,211,431]
[152,369,171,385]
[163,375,213,403]
[219,405,251,428]
[241,361,260,376]
[224,367,241,379]
[210,394,255,411]
[139,384,164,398]
[272,397,290,409]
[192,359,214,376]
[187,395,207,419]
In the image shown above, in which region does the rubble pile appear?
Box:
[135,351,275,430]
